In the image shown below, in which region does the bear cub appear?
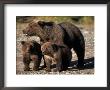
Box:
[21,40,42,71]
[41,42,72,72]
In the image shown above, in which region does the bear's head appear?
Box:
[41,42,59,56]
[21,40,41,55]
[23,21,55,43]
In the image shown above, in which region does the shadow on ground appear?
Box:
[47,57,94,70]
[70,57,94,69]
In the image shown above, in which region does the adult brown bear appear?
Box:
[23,21,85,68]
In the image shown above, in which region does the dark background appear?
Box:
[0,0,110,90]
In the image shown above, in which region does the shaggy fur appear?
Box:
[21,40,42,71]
[23,21,85,68]
[41,42,72,72]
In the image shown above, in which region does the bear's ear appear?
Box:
[31,40,37,46]
[21,41,25,45]
[52,44,58,52]
[45,22,54,26]
[31,40,36,44]
[38,21,45,28]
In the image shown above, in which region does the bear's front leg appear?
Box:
[31,55,41,71]
[44,55,52,72]
[55,58,62,72]
[23,57,31,71]
[45,60,51,72]
[33,61,39,71]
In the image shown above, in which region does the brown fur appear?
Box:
[21,40,42,71]
[23,21,85,68]
[41,42,72,72]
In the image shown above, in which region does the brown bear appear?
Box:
[23,21,85,68]
[21,40,43,71]
[41,42,72,72]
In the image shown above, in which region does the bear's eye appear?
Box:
[26,44,31,48]
[43,47,47,52]
[42,47,45,52]
[46,38,49,41]
[47,47,51,51]
[44,47,47,51]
